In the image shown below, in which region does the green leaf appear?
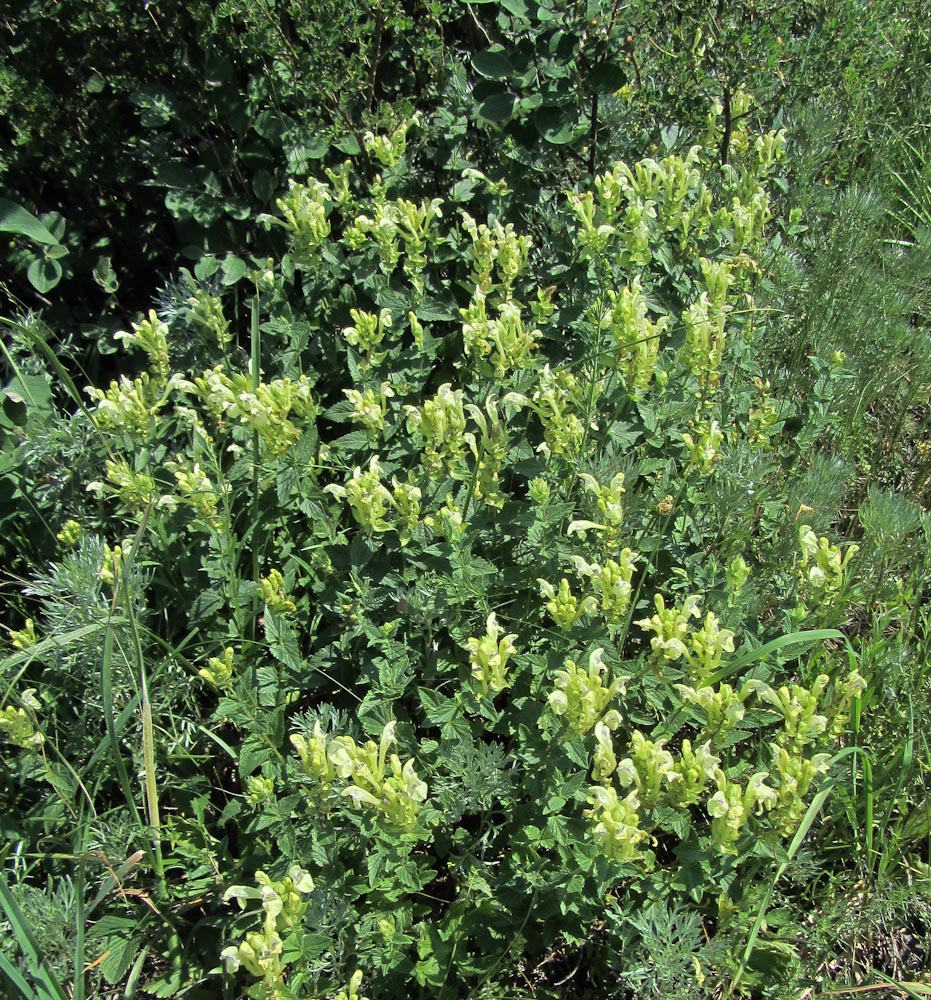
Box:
[587,60,626,94]
[253,168,277,202]
[334,133,362,155]
[535,106,578,144]
[419,688,460,725]
[0,873,69,1000]
[1,392,27,427]
[92,256,119,293]
[27,257,63,293]
[501,0,530,17]
[476,91,518,124]
[220,254,248,286]
[194,256,219,281]
[239,736,269,778]
[265,612,301,671]
[99,933,137,986]
[472,47,514,81]
[130,84,177,127]
[0,199,59,244]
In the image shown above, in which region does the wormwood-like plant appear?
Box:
[1,104,878,999]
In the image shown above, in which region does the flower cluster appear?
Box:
[674,681,747,747]
[707,769,778,852]
[259,569,296,614]
[405,383,468,475]
[537,577,598,631]
[461,213,532,295]
[86,371,175,440]
[548,647,627,734]
[598,277,669,391]
[363,117,413,168]
[325,456,420,540]
[221,866,315,988]
[113,309,170,381]
[88,458,170,515]
[8,618,37,650]
[265,178,331,266]
[164,455,225,525]
[568,146,716,266]
[341,308,394,367]
[584,783,649,864]
[797,524,859,598]
[345,383,394,440]
[180,365,316,455]
[292,720,428,829]
[617,731,720,811]
[199,646,235,691]
[465,612,518,695]
[346,198,443,294]
[464,397,510,508]
[98,538,134,588]
[460,291,539,379]
[0,690,44,749]
[57,519,83,547]
[187,289,231,348]
[681,418,725,474]
[571,548,639,624]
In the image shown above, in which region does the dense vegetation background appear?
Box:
[2,2,931,998]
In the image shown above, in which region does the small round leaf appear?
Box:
[27,257,62,293]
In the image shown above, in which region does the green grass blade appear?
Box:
[709,628,844,685]
[0,316,114,457]
[0,949,36,1000]
[729,746,861,998]
[0,871,69,1000]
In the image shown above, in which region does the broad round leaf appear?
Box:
[476,91,518,124]
[221,254,249,286]
[501,0,531,17]
[472,48,514,81]
[194,256,220,280]
[535,106,577,144]
[27,256,63,293]
[587,60,627,95]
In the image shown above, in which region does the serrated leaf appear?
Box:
[239,736,269,778]
[265,611,301,670]
[563,738,590,768]
[419,688,460,725]
[87,914,138,940]
[140,970,185,997]
[98,933,136,986]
